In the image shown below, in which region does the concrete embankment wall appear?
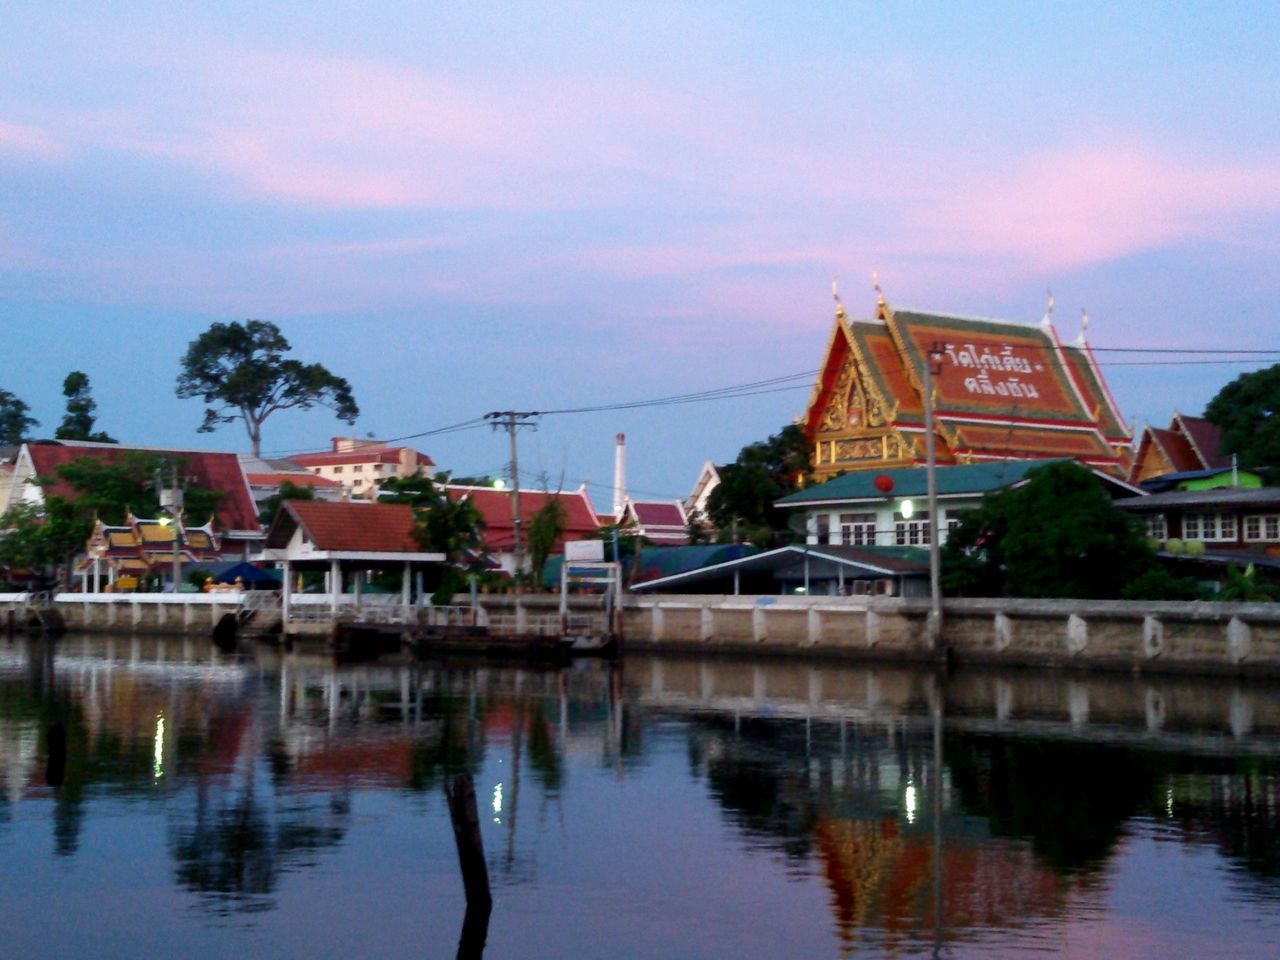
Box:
[605,594,1280,677]
[21,594,248,636]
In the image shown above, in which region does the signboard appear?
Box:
[564,539,605,562]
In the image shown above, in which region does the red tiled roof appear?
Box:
[1150,426,1201,473]
[1177,416,1229,469]
[447,486,600,550]
[629,501,686,527]
[273,500,421,552]
[289,446,434,468]
[26,442,261,533]
[246,471,342,488]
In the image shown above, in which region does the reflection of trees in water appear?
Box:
[1166,762,1280,894]
[687,717,825,862]
[946,734,1280,893]
[945,734,1165,875]
[168,784,351,914]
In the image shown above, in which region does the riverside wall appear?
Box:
[606,594,1280,676]
[10,590,1280,677]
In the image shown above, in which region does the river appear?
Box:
[2,635,1279,958]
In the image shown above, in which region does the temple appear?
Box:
[802,289,1133,480]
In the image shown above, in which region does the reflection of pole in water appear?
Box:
[932,668,945,959]
[444,774,492,960]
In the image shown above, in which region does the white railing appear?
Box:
[55,591,247,605]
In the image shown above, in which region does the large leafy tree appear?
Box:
[176,320,359,457]
[706,424,810,548]
[1204,363,1280,470]
[55,371,116,443]
[942,461,1155,599]
[0,388,38,445]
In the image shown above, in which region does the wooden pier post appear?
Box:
[445,774,492,912]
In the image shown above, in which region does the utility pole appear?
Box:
[484,411,540,587]
[923,341,944,653]
[156,461,185,593]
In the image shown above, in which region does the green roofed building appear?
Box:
[777,459,1144,551]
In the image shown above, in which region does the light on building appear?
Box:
[900,499,915,519]
[493,478,506,490]
[904,782,917,824]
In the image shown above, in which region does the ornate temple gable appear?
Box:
[805,308,924,479]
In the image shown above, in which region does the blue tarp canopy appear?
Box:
[214,561,282,586]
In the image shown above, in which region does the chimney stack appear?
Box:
[612,432,627,518]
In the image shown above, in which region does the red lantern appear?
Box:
[874,474,894,494]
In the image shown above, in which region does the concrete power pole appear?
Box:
[485,411,540,585]
[923,340,944,653]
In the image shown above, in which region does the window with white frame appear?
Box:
[1145,514,1168,540]
[1244,514,1280,542]
[1182,512,1237,542]
[815,514,830,544]
[839,512,877,546]
[895,511,931,546]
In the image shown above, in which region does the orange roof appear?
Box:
[806,304,1132,472]
[447,485,600,551]
[24,442,261,533]
[268,500,422,552]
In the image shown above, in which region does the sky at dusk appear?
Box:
[3,2,1278,508]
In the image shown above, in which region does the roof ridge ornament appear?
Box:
[872,270,885,307]
[1077,307,1090,345]
[832,277,845,319]
[1042,289,1055,327]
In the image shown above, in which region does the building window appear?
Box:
[895,512,931,546]
[1183,512,1237,542]
[839,513,877,546]
[1145,514,1168,540]
[354,464,364,472]
[815,515,830,544]
[1244,514,1280,542]
[354,478,364,488]
[333,466,344,474]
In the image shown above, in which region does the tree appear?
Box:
[257,479,315,528]
[1204,363,1280,470]
[942,461,1155,599]
[55,371,116,443]
[380,474,487,603]
[0,388,38,445]
[705,424,810,548]
[175,320,359,457]
[379,474,486,563]
[0,453,223,587]
[527,496,567,587]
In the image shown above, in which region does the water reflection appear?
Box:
[2,636,1280,958]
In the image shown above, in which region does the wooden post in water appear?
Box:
[445,772,492,912]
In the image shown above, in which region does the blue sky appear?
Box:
[3,2,1278,506]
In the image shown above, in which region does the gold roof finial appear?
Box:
[832,277,845,318]
[872,270,884,307]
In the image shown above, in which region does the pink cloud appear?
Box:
[0,119,63,159]
[913,146,1280,271]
